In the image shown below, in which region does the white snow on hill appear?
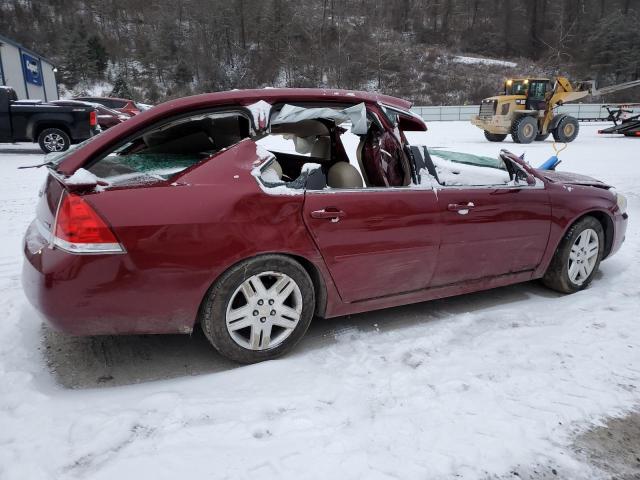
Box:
[60,80,115,100]
[452,55,518,68]
[0,123,638,479]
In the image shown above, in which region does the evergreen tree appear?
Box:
[174,61,193,87]
[111,74,134,99]
[86,35,108,79]
[583,10,640,82]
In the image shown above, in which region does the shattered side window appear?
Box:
[251,103,378,192]
[86,111,251,186]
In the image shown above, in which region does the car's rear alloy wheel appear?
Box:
[542,216,604,293]
[200,255,315,363]
[226,272,303,350]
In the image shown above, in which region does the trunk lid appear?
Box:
[34,172,67,239]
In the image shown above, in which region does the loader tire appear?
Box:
[552,115,579,143]
[511,116,538,144]
[484,131,507,142]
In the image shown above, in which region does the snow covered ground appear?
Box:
[0,122,639,479]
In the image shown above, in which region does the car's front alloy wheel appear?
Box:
[200,255,315,363]
[567,228,600,286]
[543,216,604,293]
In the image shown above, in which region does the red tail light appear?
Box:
[635,131,640,137]
[53,193,123,253]
[89,110,97,127]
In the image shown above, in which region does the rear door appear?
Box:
[303,188,440,303]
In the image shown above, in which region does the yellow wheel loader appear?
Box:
[471,77,640,143]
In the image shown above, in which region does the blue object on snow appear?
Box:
[538,155,561,170]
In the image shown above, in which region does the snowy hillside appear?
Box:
[452,55,518,68]
[0,123,639,479]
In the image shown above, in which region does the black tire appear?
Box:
[535,133,550,141]
[542,216,605,294]
[200,255,315,363]
[38,128,71,153]
[484,131,507,142]
[552,115,579,143]
[511,116,538,144]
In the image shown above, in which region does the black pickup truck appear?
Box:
[0,86,97,153]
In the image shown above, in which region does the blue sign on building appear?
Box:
[22,52,42,86]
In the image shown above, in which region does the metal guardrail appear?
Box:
[411,104,640,122]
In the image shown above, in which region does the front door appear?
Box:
[432,185,551,287]
[303,188,440,303]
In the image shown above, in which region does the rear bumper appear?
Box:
[22,220,199,336]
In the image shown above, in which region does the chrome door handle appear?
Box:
[447,202,475,215]
[311,208,346,222]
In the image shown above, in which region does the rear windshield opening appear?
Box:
[87,112,251,186]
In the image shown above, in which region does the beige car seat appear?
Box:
[262,160,283,182]
[310,136,331,159]
[327,162,363,189]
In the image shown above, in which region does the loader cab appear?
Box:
[504,79,529,96]
[525,79,551,111]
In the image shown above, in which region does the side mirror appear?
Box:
[504,156,536,186]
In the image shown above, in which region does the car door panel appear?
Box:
[433,186,551,286]
[303,189,440,303]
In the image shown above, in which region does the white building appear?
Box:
[0,34,58,101]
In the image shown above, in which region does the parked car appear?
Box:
[22,89,628,363]
[51,100,130,130]
[135,103,154,112]
[0,86,97,153]
[74,96,141,116]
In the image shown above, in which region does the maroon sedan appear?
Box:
[22,89,628,363]
[50,100,129,130]
[74,96,141,116]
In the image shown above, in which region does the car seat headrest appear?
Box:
[327,162,363,189]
